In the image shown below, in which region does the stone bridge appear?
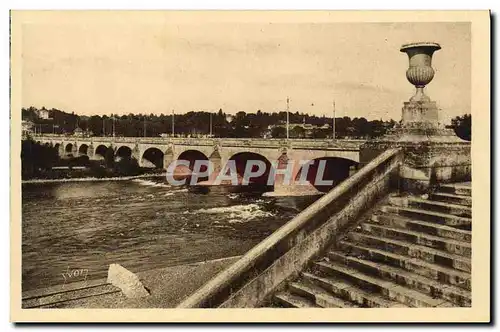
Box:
[35,135,363,165]
[34,135,366,194]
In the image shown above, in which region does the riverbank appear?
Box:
[22,256,241,308]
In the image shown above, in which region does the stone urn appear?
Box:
[400,42,441,102]
[360,41,471,194]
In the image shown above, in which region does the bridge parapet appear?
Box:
[288,139,365,151]
[31,134,366,151]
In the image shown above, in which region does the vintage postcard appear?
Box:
[10,10,490,323]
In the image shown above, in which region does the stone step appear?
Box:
[371,213,471,242]
[288,281,359,308]
[389,197,471,218]
[380,205,471,228]
[438,184,471,196]
[326,252,471,307]
[314,261,454,307]
[274,292,319,308]
[347,230,471,272]
[429,192,472,207]
[22,283,120,308]
[358,223,471,257]
[302,271,407,308]
[338,241,471,290]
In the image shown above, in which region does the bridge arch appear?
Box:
[94,144,109,160]
[64,143,74,157]
[115,145,133,161]
[141,147,164,169]
[53,143,62,156]
[295,157,358,193]
[177,150,209,171]
[78,144,89,156]
[227,152,273,185]
[172,150,210,183]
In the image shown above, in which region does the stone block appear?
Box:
[401,101,439,128]
[107,264,149,298]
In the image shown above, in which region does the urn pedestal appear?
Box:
[360,42,471,193]
[360,138,471,193]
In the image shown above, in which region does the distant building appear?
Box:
[73,126,94,137]
[73,127,84,137]
[320,123,331,129]
[36,109,51,120]
[73,127,92,137]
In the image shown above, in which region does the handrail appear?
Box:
[177,147,402,308]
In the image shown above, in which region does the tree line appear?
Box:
[21,139,60,179]
[22,106,471,140]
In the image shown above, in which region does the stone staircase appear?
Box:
[272,183,471,308]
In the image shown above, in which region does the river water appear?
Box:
[21,178,308,292]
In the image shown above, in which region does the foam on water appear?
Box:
[187,203,274,223]
[132,179,171,188]
[161,189,187,197]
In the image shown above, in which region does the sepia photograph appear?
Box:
[9,10,490,323]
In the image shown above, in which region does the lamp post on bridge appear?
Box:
[286,97,290,141]
[172,109,175,137]
[332,100,336,141]
[209,112,213,137]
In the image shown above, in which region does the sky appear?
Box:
[21,16,471,123]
